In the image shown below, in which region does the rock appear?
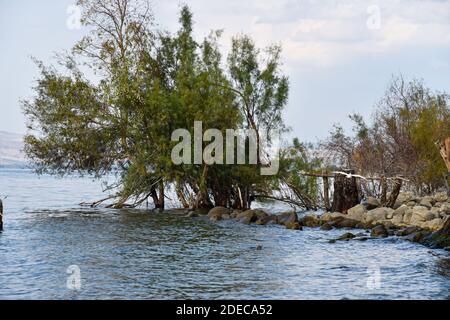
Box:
[285,222,302,230]
[403,231,429,243]
[440,203,450,215]
[402,208,413,224]
[256,214,278,225]
[235,210,265,224]
[395,226,420,237]
[320,223,333,230]
[410,206,435,225]
[320,212,347,222]
[207,206,230,219]
[256,245,263,250]
[420,218,444,231]
[394,192,415,209]
[210,215,222,222]
[433,192,448,203]
[365,207,393,224]
[423,219,450,248]
[236,210,259,224]
[336,232,356,241]
[406,201,417,207]
[331,217,359,228]
[354,236,369,241]
[365,197,380,210]
[278,211,298,226]
[419,197,434,209]
[187,211,199,218]
[371,225,389,238]
[391,205,408,225]
[355,222,373,229]
[347,204,367,222]
[222,213,231,220]
[298,215,321,227]
[376,220,396,230]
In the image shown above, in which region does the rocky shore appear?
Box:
[188,192,450,251]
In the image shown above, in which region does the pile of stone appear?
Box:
[196,192,450,250]
[206,206,302,230]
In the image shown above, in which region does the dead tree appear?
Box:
[437,137,450,196]
[385,178,403,208]
[331,170,360,214]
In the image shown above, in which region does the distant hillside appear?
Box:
[0,131,26,167]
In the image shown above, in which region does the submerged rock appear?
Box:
[278,211,298,226]
[371,225,389,238]
[298,215,321,227]
[207,207,230,221]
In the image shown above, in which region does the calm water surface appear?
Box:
[0,169,449,299]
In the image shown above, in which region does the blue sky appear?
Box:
[1,0,449,142]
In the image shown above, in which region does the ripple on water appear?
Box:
[0,170,449,299]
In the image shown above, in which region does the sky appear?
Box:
[0,0,449,142]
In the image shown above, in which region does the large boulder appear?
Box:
[347,204,367,222]
[433,192,448,203]
[365,207,394,224]
[298,215,321,227]
[320,212,347,222]
[420,218,445,231]
[285,222,302,230]
[391,205,408,226]
[278,211,298,226]
[365,197,380,210]
[331,217,360,228]
[236,210,262,224]
[419,196,434,209]
[410,206,435,225]
[371,225,389,238]
[207,206,230,221]
[394,192,415,209]
[423,218,450,248]
[256,214,278,225]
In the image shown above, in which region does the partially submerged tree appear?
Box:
[23,0,296,210]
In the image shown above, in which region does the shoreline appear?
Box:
[178,191,450,251]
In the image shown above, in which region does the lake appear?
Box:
[0,169,449,299]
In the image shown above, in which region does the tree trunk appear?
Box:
[331,170,360,214]
[158,180,165,210]
[380,176,387,205]
[323,176,330,211]
[385,178,402,208]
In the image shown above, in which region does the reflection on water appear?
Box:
[0,169,449,299]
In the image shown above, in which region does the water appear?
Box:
[0,169,449,299]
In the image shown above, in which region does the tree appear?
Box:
[23,0,293,210]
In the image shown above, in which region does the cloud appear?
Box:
[155,0,450,68]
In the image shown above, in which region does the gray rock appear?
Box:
[433,192,448,203]
[410,206,435,225]
[278,211,298,226]
[347,204,367,222]
[365,207,394,224]
[365,197,380,210]
[207,206,230,219]
[419,197,433,209]
[371,225,389,238]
